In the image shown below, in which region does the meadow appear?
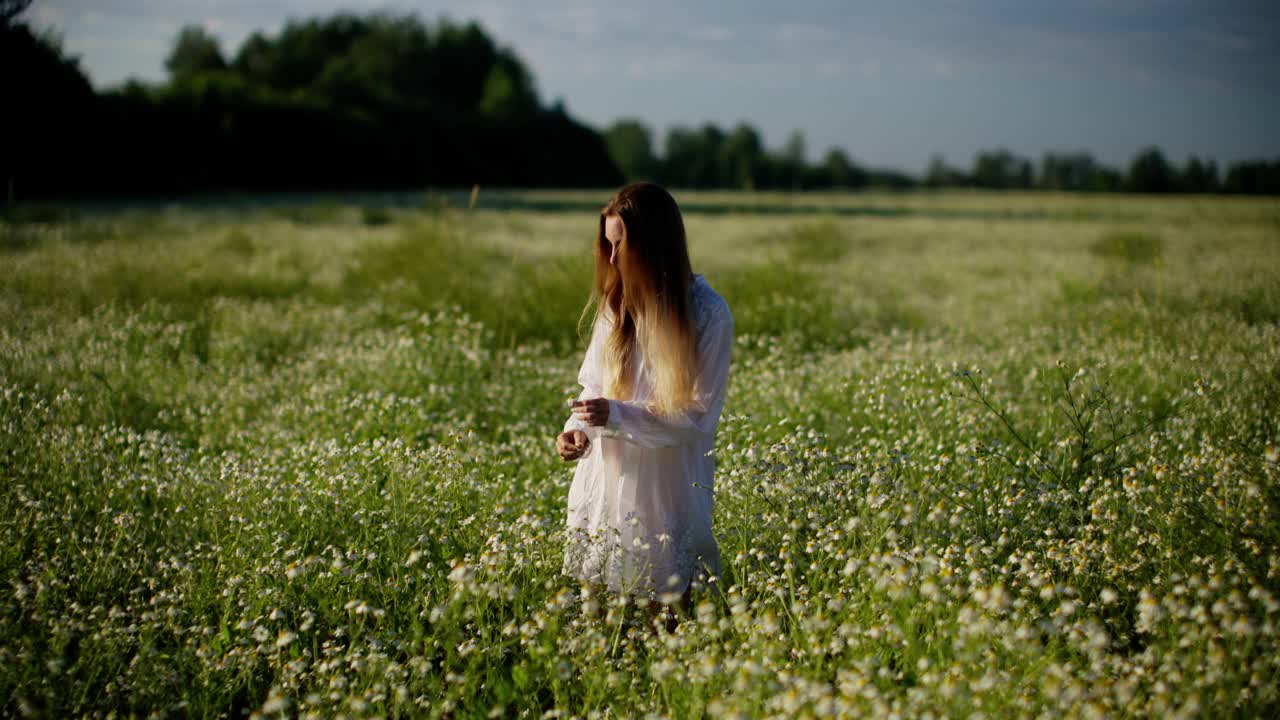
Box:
[1,190,1278,718]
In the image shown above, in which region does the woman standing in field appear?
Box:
[557,182,734,621]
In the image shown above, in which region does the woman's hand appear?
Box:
[557,430,590,461]
[571,398,610,427]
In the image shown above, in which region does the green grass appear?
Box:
[1089,230,1164,264]
[1,191,1279,718]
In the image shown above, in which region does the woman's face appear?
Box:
[604,214,625,267]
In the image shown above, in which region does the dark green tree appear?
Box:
[662,124,725,188]
[1039,152,1097,190]
[721,123,764,190]
[821,148,867,189]
[1204,159,1220,192]
[1127,147,1174,193]
[424,20,499,111]
[925,154,967,188]
[1179,155,1218,193]
[775,130,806,189]
[1224,159,1280,194]
[972,148,1032,189]
[101,12,618,193]
[165,26,227,80]
[232,14,371,96]
[604,119,658,182]
[478,52,539,120]
[0,4,95,197]
[1085,167,1125,192]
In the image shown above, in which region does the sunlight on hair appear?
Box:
[589,182,700,417]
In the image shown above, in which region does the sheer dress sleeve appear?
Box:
[602,300,733,449]
[563,313,608,440]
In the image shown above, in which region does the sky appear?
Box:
[29,0,1280,175]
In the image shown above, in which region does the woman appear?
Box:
[557,182,734,617]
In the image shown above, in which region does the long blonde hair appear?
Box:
[586,182,697,418]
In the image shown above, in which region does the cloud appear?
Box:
[773,22,833,48]
[537,5,602,40]
[691,26,735,43]
[30,4,66,24]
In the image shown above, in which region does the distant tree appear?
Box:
[231,32,278,85]
[1039,153,1061,189]
[972,148,1032,189]
[697,125,726,188]
[1085,167,1125,192]
[1127,147,1174,193]
[425,20,499,111]
[662,124,724,188]
[129,13,618,192]
[925,154,967,188]
[232,15,372,97]
[300,17,440,111]
[660,127,697,187]
[776,130,806,189]
[1179,155,1219,193]
[784,132,805,165]
[866,168,918,189]
[721,123,764,190]
[166,26,227,80]
[271,15,515,114]
[925,155,944,187]
[603,119,657,182]
[5,8,628,196]
[1223,159,1280,195]
[1039,152,1097,190]
[478,52,539,120]
[822,148,867,189]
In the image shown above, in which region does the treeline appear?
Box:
[2,5,620,197]
[604,121,1280,195]
[2,0,1277,198]
[603,120,914,190]
[924,148,1280,194]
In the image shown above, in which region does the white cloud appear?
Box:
[773,22,833,49]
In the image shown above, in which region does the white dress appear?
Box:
[562,274,733,598]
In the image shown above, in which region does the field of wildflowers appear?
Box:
[2,192,1278,718]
